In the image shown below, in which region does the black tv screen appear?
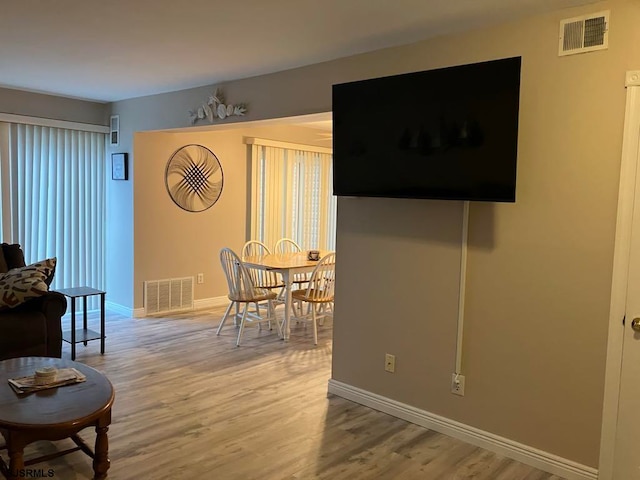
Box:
[332,57,521,202]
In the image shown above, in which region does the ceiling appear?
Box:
[1,0,597,103]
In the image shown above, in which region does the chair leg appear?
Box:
[260,301,275,331]
[318,304,325,326]
[256,302,263,331]
[216,302,234,335]
[311,304,318,345]
[236,304,249,347]
[267,300,273,330]
[234,302,240,325]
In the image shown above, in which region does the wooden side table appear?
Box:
[0,357,114,480]
[57,287,106,361]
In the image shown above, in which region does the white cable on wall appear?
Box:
[455,201,470,374]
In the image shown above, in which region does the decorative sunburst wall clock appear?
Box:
[165,144,224,212]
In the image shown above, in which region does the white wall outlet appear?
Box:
[451,373,465,396]
[197,273,204,284]
[385,353,396,373]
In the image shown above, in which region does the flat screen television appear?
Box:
[332,57,521,202]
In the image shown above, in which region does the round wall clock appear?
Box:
[165,144,224,212]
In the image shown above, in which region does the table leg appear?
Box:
[100,293,105,354]
[282,271,292,341]
[93,423,110,480]
[7,433,25,480]
[70,298,76,360]
[83,296,88,346]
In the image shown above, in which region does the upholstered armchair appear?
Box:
[0,243,67,360]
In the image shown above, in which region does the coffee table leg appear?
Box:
[7,433,25,480]
[93,416,110,480]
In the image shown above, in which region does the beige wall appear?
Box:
[133,124,329,306]
[333,1,638,467]
[107,0,640,468]
[3,0,638,468]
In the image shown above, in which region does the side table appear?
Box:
[56,287,106,361]
[0,357,114,480]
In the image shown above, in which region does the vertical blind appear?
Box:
[249,140,336,252]
[1,123,106,293]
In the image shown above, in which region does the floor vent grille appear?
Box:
[144,277,194,315]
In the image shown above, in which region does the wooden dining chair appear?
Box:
[274,238,302,254]
[290,252,336,345]
[274,237,309,286]
[241,240,285,306]
[273,237,310,316]
[216,247,281,346]
[242,240,270,257]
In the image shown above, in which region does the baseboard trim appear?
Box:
[194,296,229,310]
[126,296,229,318]
[327,380,597,480]
[105,301,135,318]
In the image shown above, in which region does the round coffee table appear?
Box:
[0,357,114,480]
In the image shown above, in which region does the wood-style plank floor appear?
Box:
[11,305,566,479]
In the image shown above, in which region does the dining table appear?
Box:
[242,250,332,341]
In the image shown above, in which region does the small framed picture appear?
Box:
[112,153,128,180]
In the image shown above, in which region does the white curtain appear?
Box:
[249,140,336,252]
[1,123,106,293]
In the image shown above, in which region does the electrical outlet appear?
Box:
[451,373,465,396]
[385,353,396,373]
[197,273,204,284]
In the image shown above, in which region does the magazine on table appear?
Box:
[8,368,86,394]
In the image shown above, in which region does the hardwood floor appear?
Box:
[13,305,565,479]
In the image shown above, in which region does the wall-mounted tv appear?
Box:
[332,57,521,202]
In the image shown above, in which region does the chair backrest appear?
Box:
[240,241,281,288]
[219,247,259,301]
[304,252,336,302]
[242,240,271,257]
[274,238,301,254]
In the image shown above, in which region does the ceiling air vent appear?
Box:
[559,11,609,56]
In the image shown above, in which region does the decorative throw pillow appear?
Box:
[42,258,57,287]
[0,257,57,309]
